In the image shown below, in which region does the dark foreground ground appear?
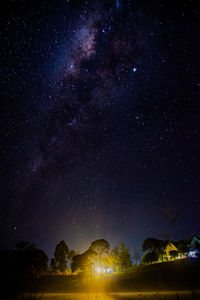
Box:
[9,259,200,299]
[36,259,200,293]
[24,290,200,300]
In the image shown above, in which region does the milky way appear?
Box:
[23,0,151,187]
[1,0,200,257]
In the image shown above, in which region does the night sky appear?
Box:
[1,0,200,258]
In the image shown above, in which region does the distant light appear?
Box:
[96,267,112,274]
[132,67,137,72]
[177,255,182,259]
[104,267,111,274]
[188,251,197,258]
[102,29,105,33]
[96,268,101,273]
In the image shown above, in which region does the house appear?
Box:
[164,241,178,259]
[188,236,200,258]
[189,236,200,249]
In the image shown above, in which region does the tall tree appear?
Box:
[89,239,110,273]
[50,258,58,273]
[104,246,120,272]
[142,250,158,264]
[175,239,190,253]
[0,243,48,299]
[132,247,140,265]
[142,238,163,252]
[156,247,165,262]
[106,244,132,272]
[111,246,120,271]
[15,241,37,251]
[14,242,48,275]
[71,250,96,273]
[68,250,79,262]
[118,243,132,271]
[54,240,69,273]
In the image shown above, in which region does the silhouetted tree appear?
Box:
[71,255,84,273]
[104,247,120,272]
[142,238,163,252]
[50,257,58,273]
[118,242,132,271]
[14,242,48,275]
[142,250,158,264]
[132,247,140,265]
[71,249,96,273]
[89,239,110,273]
[15,240,37,251]
[68,250,79,262]
[157,247,165,262]
[0,242,48,300]
[106,244,132,272]
[54,240,69,273]
[175,239,190,253]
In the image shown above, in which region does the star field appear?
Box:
[1,0,200,257]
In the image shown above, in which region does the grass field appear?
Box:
[34,258,200,294]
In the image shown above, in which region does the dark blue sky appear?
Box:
[1,0,200,259]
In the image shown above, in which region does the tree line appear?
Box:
[50,239,133,274]
[1,235,199,299]
[1,235,199,280]
[0,238,133,299]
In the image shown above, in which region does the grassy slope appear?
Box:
[105,259,200,292]
[37,259,200,293]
